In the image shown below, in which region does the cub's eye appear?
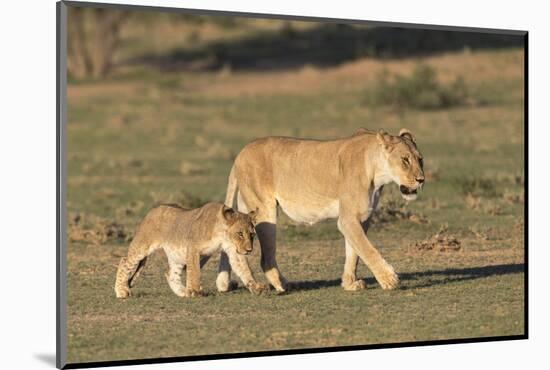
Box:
[419,158,424,168]
[236,231,244,238]
[402,157,410,166]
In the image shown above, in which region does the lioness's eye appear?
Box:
[402,157,410,166]
[237,232,244,238]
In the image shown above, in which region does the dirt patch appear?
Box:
[371,200,429,225]
[115,200,145,220]
[503,189,524,204]
[68,212,132,245]
[411,224,462,252]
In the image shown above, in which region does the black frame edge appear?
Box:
[523,32,529,338]
[62,0,527,35]
[57,1,68,369]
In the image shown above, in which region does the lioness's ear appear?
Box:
[248,208,259,225]
[399,128,416,144]
[221,205,236,222]
[376,129,393,151]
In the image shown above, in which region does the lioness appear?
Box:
[114,202,266,298]
[216,128,424,293]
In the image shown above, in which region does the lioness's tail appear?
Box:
[224,165,238,208]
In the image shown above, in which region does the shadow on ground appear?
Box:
[290,263,524,292]
[34,353,56,367]
[127,24,524,72]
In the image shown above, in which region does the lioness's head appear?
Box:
[377,128,425,201]
[220,205,257,255]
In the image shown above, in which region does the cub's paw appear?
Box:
[184,288,206,298]
[247,282,269,295]
[342,279,367,291]
[115,286,131,299]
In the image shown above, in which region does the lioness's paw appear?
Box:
[115,286,131,299]
[377,270,399,290]
[342,279,367,291]
[372,260,399,290]
[247,282,269,295]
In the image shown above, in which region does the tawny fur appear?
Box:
[217,128,425,293]
[114,202,267,298]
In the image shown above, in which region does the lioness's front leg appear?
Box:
[341,241,366,291]
[342,219,371,291]
[338,213,398,290]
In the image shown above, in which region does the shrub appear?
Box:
[366,64,468,110]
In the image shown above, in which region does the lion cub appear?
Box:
[114,202,265,298]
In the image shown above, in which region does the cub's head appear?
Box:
[220,205,257,255]
[377,128,425,201]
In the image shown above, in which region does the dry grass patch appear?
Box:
[68,212,132,245]
[411,224,462,253]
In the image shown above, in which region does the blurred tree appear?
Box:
[67,7,130,79]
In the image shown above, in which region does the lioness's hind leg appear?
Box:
[239,190,287,292]
[256,220,288,293]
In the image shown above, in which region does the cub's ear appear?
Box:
[399,128,416,144]
[221,205,237,222]
[376,129,393,152]
[248,208,259,225]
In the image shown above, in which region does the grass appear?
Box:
[66,45,525,364]
[365,64,469,110]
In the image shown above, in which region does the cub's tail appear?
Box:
[224,165,238,208]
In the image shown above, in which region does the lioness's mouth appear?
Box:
[399,185,418,196]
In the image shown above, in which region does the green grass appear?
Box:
[66,48,525,364]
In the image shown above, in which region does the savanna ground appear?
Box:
[66,15,525,364]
